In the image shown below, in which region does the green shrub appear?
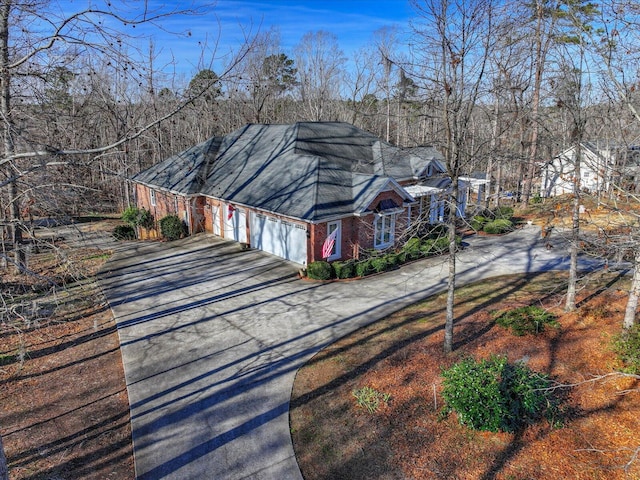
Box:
[332,261,355,279]
[470,215,489,231]
[113,224,136,240]
[613,324,640,374]
[428,224,448,237]
[371,256,388,273]
[355,259,374,277]
[440,355,558,433]
[402,237,422,259]
[122,206,154,229]
[432,236,451,252]
[307,261,333,280]
[420,239,436,255]
[494,305,558,336]
[159,214,187,240]
[493,206,514,219]
[421,236,450,256]
[483,219,513,234]
[385,253,400,268]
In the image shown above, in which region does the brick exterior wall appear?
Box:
[136,184,410,265]
[134,184,202,239]
[308,189,409,263]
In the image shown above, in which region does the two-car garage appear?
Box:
[207,200,308,265]
[249,212,308,266]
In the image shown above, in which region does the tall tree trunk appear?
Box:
[444,179,458,353]
[0,1,25,273]
[565,144,581,311]
[485,96,500,208]
[623,247,640,330]
[523,0,554,205]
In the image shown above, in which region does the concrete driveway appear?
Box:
[99,226,598,479]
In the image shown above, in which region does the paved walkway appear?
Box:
[99,226,600,479]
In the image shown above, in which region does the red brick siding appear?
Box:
[308,190,410,263]
[135,185,409,263]
[135,184,197,239]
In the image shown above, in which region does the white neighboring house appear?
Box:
[540,142,614,197]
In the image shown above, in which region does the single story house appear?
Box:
[133,122,457,266]
[540,142,614,197]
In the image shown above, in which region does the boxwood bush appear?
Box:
[440,355,559,433]
[307,261,333,280]
[386,253,400,268]
[402,237,422,260]
[469,215,489,231]
[113,224,136,240]
[313,233,459,281]
[355,258,375,277]
[332,261,355,279]
[483,218,513,234]
[122,206,154,229]
[371,256,389,273]
[159,214,187,240]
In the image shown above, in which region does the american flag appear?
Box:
[322,228,338,259]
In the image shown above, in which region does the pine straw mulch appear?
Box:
[0,222,134,480]
[291,271,640,480]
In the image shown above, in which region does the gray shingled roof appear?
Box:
[133,136,222,194]
[134,122,443,223]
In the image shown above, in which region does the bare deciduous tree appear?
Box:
[294,30,346,121]
[410,0,497,353]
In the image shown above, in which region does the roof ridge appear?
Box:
[311,153,322,222]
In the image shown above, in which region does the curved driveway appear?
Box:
[99,226,595,479]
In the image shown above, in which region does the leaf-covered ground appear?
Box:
[291,271,640,480]
[0,220,134,479]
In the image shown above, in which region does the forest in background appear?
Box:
[3,0,640,219]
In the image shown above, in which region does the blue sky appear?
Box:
[48,0,416,85]
[138,0,416,79]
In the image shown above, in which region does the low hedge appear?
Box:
[332,261,355,279]
[470,215,489,231]
[308,235,460,280]
[355,259,375,277]
[483,219,513,235]
[307,261,333,280]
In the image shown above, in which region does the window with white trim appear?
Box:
[149,189,156,207]
[374,213,395,249]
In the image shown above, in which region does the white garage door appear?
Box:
[250,212,308,265]
[224,206,247,243]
